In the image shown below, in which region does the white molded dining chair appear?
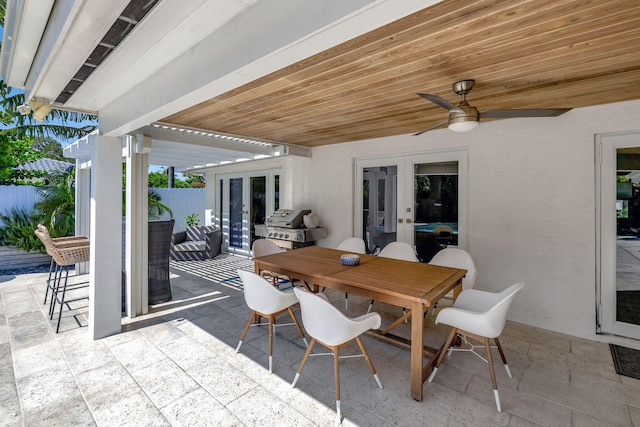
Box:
[428,247,478,314]
[428,282,525,412]
[336,237,366,309]
[291,287,383,424]
[252,239,292,288]
[367,241,418,314]
[236,270,308,373]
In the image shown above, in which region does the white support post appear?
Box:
[75,161,91,274]
[124,134,149,317]
[89,135,122,340]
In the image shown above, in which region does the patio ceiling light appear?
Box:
[17,104,30,115]
[30,101,52,122]
[150,123,274,147]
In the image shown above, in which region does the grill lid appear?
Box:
[265,209,311,228]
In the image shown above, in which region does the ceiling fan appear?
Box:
[414,79,571,135]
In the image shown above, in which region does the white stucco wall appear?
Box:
[306,99,640,343]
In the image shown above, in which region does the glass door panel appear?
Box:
[597,131,640,339]
[229,177,244,250]
[414,161,459,262]
[362,165,398,253]
[249,175,266,247]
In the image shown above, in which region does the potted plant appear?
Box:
[185,213,200,227]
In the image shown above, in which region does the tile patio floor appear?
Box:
[2,257,640,426]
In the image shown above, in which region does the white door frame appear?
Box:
[354,148,468,250]
[216,168,281,256]
[596,130,640,339]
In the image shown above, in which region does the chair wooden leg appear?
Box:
[484,337,501,412]
[493,337,512,378]
[236,311,256,353]
[355,336,382,388]
[268,314,275,373]
[287,307,308,347]
[428,327,458,383]
[291,338,316,388]
[333,345,342,424]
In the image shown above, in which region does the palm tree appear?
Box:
[34,167,77,237]
[148,189,174,219]
[0,81,96,140]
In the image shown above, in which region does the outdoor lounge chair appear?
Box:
[170,225,222,261]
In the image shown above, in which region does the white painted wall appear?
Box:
[307,99,640,343]
[193,100,640,344]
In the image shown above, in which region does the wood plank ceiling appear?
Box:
[163,0,640,147]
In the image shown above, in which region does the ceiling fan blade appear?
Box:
[417,92,464,113]
[414,119,450,136]
[480,108,572,119]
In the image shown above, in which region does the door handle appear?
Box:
[397,218,404,223]
[406,218,413,224]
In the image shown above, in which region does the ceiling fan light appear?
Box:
[448,119,479,133]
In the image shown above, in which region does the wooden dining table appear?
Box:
[252,245,467,401]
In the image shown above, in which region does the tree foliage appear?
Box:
[147,168,206,188]
[0,81,97,140]
[0,79,96,184]
[0,208,45,252]
[0,133,44,184]
[31,136,66,161]
[0,167,77,252]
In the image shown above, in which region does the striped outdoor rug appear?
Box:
[170,253,254,291]
[169,253,293,291]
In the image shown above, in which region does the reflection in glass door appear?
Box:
[228,177,244,251]
[414,162,459,262]
[249,175,266,247]
[597,131,640,340]
[363,166,398,253]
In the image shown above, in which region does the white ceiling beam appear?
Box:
[0,0,55,88]
[72,0,252,111]
[98,0,440,138]
[24,0,129,105]
[139,125,277,156]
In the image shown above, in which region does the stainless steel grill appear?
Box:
[254,209,327,249]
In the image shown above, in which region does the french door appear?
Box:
[355,149,468,259]
[217,169,280,256]
[597,131,640,339]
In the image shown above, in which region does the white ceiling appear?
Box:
[8,0,440,168]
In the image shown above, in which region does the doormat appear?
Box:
[610,344,640,380]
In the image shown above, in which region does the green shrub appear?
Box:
[0,208,46,253]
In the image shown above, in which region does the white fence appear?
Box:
[153,188,206,232]
[0,185,206,232]
[0,186,40,226]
